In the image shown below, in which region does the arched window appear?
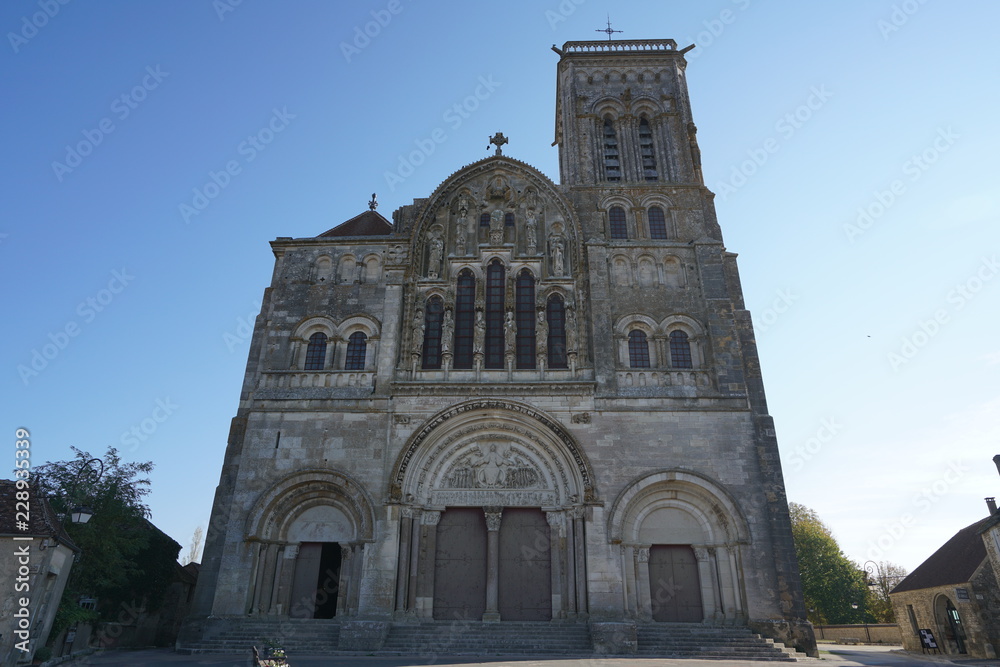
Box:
[603,118,621,181]
[547,295,568,369]
[628,330,650,368]
[648,206,667,240]
[422,296,444,369]
[515,270,535,369]
[505,212,515,227]
[345,332,367,370]
[454,271,475,368]
[639,117,658,181]
[479,213,491,227]
[304,332,328,370]
[669,330,693,369]
[609,206,628,240]
[485,259,505,368]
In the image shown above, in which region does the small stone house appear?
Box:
[890,513,1000,658]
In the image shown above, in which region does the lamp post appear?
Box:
[42,457,104,548]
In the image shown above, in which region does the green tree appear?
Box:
[33,447,181,639]
[789,502,871,625]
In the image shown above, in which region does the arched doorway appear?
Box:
[388,400,597,621]
[935,595,967,654]
[243,469,375,618]
[608,470,750,623]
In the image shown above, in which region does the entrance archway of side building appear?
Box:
[607,469,750,624]
[934,594,967,654]
[387,399,598,622]
[242,469,375,619]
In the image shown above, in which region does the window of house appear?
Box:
[669,330,693,368]
[422,296,444,369]
[304,332,328,370]
[603,118,621,181]
[609,206,628,240]
[345,332,367,370]
[454,271,475,368]
[515,270,536,368]
[639,117,658,181]
[628,330,650,368]
[547,295,568,369]
[648,206,667,240]
[485,260,505,368]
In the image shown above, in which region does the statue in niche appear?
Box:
[473,309,486,356]
[428,235,444,278]
[565,305,578,352]
[458,194,469,216]
[504,310,516,355]
[535,309,548,356]
[525,188,539,211]
[441,309,454,355]
[455,226,467,255]
[412,308,425,355]
[550,234,565,276]
[525,215,538,254]
[487,174,511,201]
[489,209,504,245]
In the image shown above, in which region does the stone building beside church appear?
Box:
[181,38,815,656]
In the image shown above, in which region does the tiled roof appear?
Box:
[0,479,79,551]
[891,517,989,594]
[318,210,392,237]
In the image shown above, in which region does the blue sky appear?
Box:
[4,1,999,575]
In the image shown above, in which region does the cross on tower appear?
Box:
[596,16,623,41]
[487,131,508,156]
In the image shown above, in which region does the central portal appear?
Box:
[432,507,551,621]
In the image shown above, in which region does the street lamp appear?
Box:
[40,457,104,549]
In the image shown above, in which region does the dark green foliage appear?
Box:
[789,502,871,625]
[33,447,181,638]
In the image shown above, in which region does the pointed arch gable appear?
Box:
[388,399,597,506]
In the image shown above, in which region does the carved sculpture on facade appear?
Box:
[550,234,565,276]
[441,308,454,355]
[455,223,467,256]
[428,234,444,278]
[489,209,505,246]
[565,305,578,353]
[525,215,538,255]
[411,308,425,356]
[504,310,516,358]
[535,309,548,359]
[473,309,486,357]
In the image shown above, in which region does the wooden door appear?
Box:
[289,542,322,619]
[498,508,551,621]
[649,545,703,622]
[433,508,487,621]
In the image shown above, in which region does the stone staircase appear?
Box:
[180,618,341,654]
[381,621,593,656]
[635,624,799,660]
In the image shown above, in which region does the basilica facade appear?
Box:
[182,38,815,655]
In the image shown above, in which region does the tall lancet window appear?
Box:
[603,117,621,182]
[639,117,658,181]
[485,259,505,368]
[454,271,475,369]
[422,296,444,369]
[546,294,568,369]
[515,269,535,369]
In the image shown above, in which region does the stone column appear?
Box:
[395,508,414,613]
[248,542,266,614]
[406,511,422,613]
[483,507,503,621]
[348,542,364,615]
[692,546,719,621]
[565,511,578,617]
[572,509,588,615]
[417,511,441,618]
[338,544,353,616]
[272,544,290,615]
[635,546,652,621]
[545,511,565,619]
[622,543,638,618]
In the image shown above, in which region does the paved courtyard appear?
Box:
[51,644,1000,667]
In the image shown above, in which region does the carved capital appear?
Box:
[692,546,710,562]
[635,547,650,563]
[483,506,503,531]
[545,511,565,529]
[401,507,415,519]
[422,511,441,526]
